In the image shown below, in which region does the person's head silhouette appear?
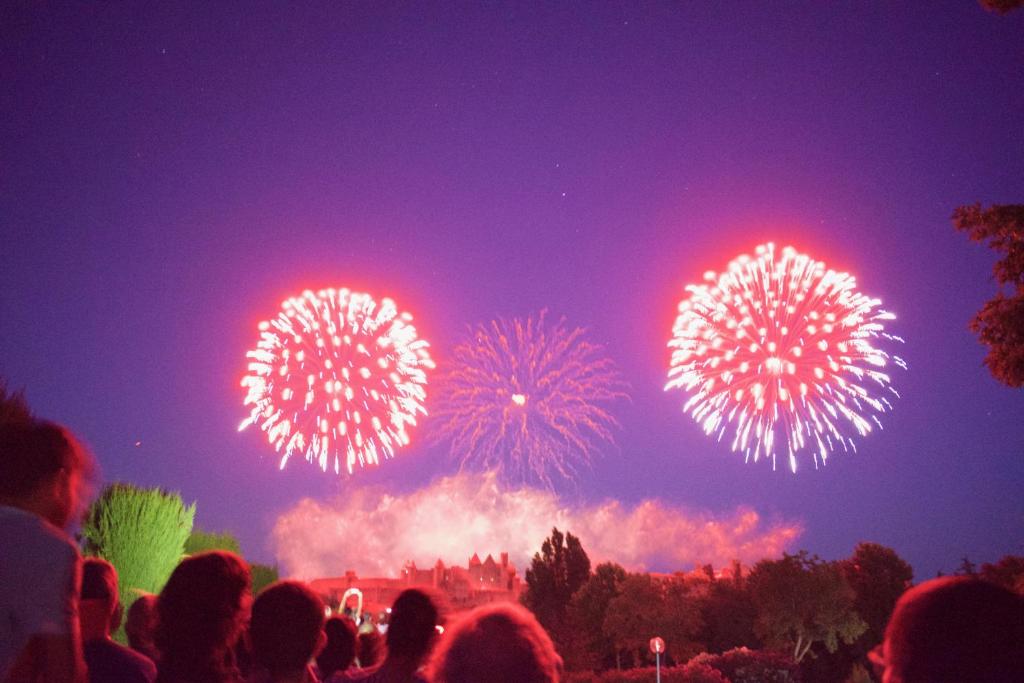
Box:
[250,580,326,681]
[872,576,1024,683]
[429,602,562,683]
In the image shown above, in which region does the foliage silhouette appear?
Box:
[952,203,1024,387]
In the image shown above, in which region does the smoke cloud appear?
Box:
[271,473,802,579]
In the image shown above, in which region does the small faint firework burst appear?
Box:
[432,311,628,488]
[665,243,906,472]
[240,288,434,475]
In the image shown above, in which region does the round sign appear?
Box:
[649,636,665,654]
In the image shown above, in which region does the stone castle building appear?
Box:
[309,552,522,615]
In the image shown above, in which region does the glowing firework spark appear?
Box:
[432,311,628,488]
[240,288,434,474]
[665,243,906,473]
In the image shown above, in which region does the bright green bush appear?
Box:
[251,563,280,595]
[82,483,195,614]
[184,528,242,555]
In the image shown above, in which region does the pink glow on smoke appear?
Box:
[271,474,802,578]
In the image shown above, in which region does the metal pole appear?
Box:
[656,651,661,683]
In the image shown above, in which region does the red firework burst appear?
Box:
[665,243,905,472]
[240,288,434,474]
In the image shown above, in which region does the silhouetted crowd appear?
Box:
[3,414,1024,683]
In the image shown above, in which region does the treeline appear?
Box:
[519,528,1024,683]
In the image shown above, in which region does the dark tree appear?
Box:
[952,203,1024,387]
[568,562,626,669]
[980,555,1024,594]
[700,565,760,654]
[800,544,915,682]
[522,528,591,648]
[601,573,703,669]
[748,551,866,663]
[661,575,705,663]
[979,0,1024,13]
[841,542,913,646]
[565,531,592,594]
[956,556,979,576]
[603,573,667,666]
[0,379,33,426]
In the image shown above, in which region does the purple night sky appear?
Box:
[2,3,1022,578]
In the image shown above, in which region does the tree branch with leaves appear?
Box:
[748,551,866,663]
[952,203,1024,388]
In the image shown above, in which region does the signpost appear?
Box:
[649,636,665,683]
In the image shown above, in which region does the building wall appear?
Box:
[308,553,523,615]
